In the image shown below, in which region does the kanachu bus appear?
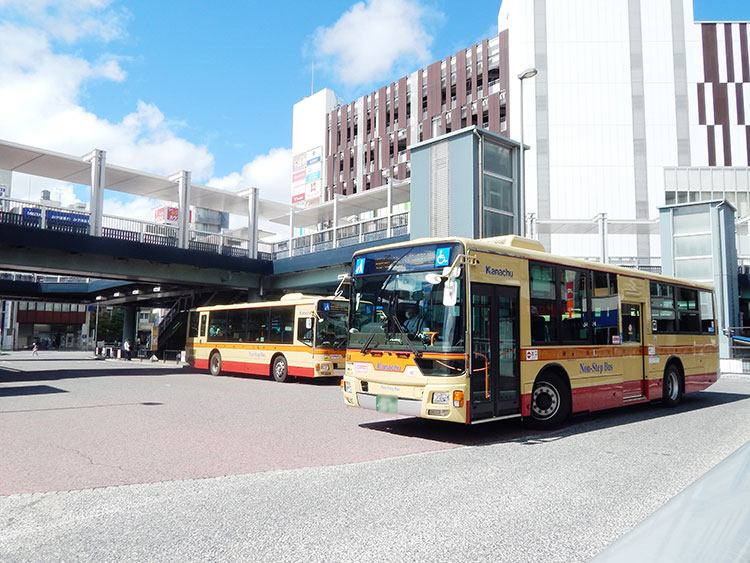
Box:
[341,236,719,426]
[186,294,348,382]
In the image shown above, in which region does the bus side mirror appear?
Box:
[443,278,458,307]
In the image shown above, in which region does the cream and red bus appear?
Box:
[187,294,347,382]
[342,236,719,426]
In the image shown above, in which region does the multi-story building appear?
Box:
[291,34,509,207]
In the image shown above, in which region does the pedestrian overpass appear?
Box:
[0,138,412,295]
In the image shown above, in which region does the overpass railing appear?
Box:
[259,211,410,259]
[571,255,662,274]
[0,196,254,258]
[0,196,410,262]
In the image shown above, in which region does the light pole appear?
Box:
[517,67,537,237]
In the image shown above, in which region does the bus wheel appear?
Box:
[209,351,222,376]
[662,364,683,407]
[272,355,289,383]
[530,373,570,427]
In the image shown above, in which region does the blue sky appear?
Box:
[0,0,747,222]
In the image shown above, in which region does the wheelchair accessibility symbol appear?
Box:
[435,247,451,268]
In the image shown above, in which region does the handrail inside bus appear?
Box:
[334,273,351,298]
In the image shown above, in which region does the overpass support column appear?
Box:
[169,170,192,249]
[247,186,259,259]
[289,208,295,256]
[598,213,608,263]
[386,179,392,238]
[121,305,137,353]
[84,149,106,236]
[332,195,338,248]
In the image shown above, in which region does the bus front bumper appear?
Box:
[354,392,422,417]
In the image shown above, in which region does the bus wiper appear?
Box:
[391,315,423,359]
[360,331,377,354]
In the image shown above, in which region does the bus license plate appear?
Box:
[376,395,398,413]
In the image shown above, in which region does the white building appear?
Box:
[500,0,750,262]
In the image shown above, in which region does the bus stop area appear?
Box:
[1,351,749,562]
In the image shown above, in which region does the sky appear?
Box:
[0,0,748,230]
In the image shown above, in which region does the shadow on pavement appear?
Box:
[216,372,343,386]
[0,384,68,397]
[0,367,193,383]
[359,391,750,446]
[1,401,164,414]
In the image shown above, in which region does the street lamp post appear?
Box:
[517,67,537,237]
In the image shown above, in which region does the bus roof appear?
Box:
[193,294,346,313]
[351,235,715,291]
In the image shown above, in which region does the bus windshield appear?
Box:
[316,300,348,349]
[349,270,465,355]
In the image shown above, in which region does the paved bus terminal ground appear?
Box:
[1,351,748,562]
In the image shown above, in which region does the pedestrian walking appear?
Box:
[123,338,131,361]
[32,341,39,356]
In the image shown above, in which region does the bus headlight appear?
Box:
[432,392,450,404]
[343,381,352,393]
[317,363,332,372]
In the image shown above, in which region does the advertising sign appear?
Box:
[154,206,179,225]
[291,146,324,206]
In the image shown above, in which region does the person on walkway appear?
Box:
[31,341,39,356]
[123,338,131,361]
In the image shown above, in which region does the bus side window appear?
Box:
[297,317,313,346]
[529,263,557,344]
[199,314,208,338]
[189,313,199,338]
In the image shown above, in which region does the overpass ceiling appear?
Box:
[269,180,410,228]
[0,139,290,220]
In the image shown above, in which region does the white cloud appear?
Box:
[314,0,435,86]
[0,15,215,182]
[209,147,292,204]
[102,195,162,222]
[0,2,290,239]
[209,148,292,236]
[0,0,128,42]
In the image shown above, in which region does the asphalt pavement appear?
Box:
[1,351,749,562]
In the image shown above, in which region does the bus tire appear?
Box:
[209,351,222,376]
[272,355,290,383]
[530,372,570,427]
[662,364,683,407]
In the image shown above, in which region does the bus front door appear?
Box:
[470,283,520,421]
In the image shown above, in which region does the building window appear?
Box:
[483,209,513,237]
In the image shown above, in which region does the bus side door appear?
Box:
[621,302,646,400]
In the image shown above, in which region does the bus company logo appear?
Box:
[376,363,402,372]
[580,362,613,374]
[485,266,513,278]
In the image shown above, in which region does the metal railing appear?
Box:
[1,196,411,263]
[286,212,411,258]
[0,196,255,259]
[0,271,92,283]
[725,327,750,360]
[573,256,662,274]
